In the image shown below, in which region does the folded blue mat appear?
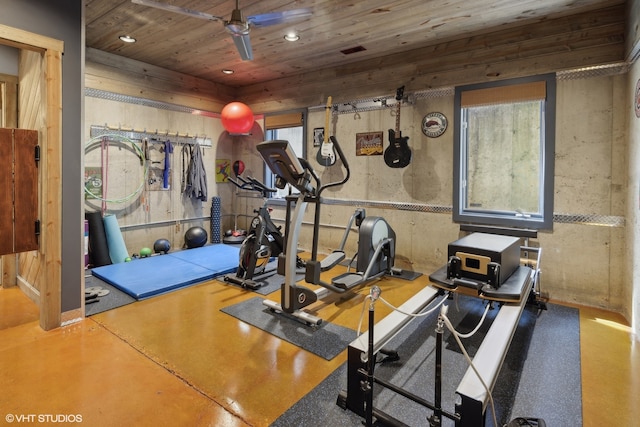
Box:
[168,243,240,271]
[92,244,240,300]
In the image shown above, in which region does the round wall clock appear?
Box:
[422,112,448,138]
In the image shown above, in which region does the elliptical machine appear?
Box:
[223,174,286,290]
[256,138,396,325]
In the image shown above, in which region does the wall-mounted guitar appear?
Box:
[384,86,412,168]
[316,96,336,166]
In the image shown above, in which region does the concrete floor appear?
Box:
[1,268,638,426]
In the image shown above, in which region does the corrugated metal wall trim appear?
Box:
[268,198,625,227]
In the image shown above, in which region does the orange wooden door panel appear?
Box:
[0,128,38,255]
[0,128,13,255]
[13,129,38,253]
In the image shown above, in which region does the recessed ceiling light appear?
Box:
[119,35,136,43]
[284,32,300,42]
[222,69,234,75]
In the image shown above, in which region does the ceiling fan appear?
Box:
[131,0,312,61]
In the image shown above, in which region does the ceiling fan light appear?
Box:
[132,0,313,62]
[226,7,249,35]
[119,35,137,43]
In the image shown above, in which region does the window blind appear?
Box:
[460,81,546,107]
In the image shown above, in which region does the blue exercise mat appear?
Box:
[91,244,240,300]
[168,243,239,272]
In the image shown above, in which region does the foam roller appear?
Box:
[211,196,221,243]
[103,214,129,264]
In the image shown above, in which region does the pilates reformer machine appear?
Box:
[337,227,545,427]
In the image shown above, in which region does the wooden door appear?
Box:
[13,129,38,252]
[1,72,18,286]
[0,128,38,256]
[0,128,12,255]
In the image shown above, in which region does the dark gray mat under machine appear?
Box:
[272,296,581,426]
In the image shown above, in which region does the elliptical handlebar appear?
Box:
[228,174,277,198]
[317,135,350,196]
[292,135,350,197]
[256,137,350,197]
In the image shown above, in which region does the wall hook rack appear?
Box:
[90,125,212,147]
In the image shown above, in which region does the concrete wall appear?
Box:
[626,0,640,342]
[83,94,273,253]
[84,52,636,336]
[84,97,225,254]
[627,56,640,338]
[253,72,628,315]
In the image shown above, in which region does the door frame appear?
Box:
[0,24,63,330]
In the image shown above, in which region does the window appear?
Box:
[453,74,556,230]
[264,111,306,198]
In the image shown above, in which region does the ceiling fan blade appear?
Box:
[230,33,254,61]
[131,0,224,22]
[247,8,312,28]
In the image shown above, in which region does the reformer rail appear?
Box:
[338,258,537,426]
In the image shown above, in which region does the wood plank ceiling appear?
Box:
[85,0,627,110]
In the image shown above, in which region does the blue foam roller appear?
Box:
[103,214,129,264]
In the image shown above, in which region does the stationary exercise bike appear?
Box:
[223,174,287,290]
[256,138,397,325]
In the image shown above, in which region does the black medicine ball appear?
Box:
[153,238,171,254]
[184,226,208,248]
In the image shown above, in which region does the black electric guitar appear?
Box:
[316,96,336,166]
[384,86,412,168]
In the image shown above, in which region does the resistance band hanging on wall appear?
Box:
[163,140,173,190]
[181,142,208,201]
